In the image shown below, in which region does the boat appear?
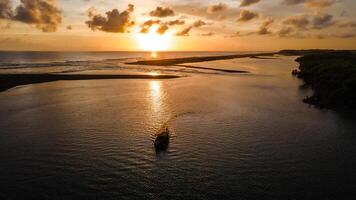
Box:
[154,128,170,152]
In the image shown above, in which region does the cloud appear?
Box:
[0,0,62,32]
[86,4,135,33]
[282,0,336,9]
[139,19,160,33]
[278,12,334,38]
[312,12,334,29]
[139,19,185,34]
[207,3,227,14]
[282,14,310,29]
[257,18,274,35]
[224,31,242,38]
[277,26,295,37]
[175,26,192,36]
[157,24,169,34]
[0,0,12,19]
[338,21,356,28]
[230,18,274,37]
[149,7,174,18]
[199,32,215,36]
[167,19,185,26]
[237,10,259,22]
[282,12,334,30]
[86,6,97,18]
[170,3,240,21]
[175,19,210,36]
[240,0,261,7]
[335,33,356,38]
[193,20,207,27]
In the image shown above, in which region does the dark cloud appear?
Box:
[230,18,274,37]
[149,7,174,18]
[257,18,274,35]
[312,12,334,29]
[157,24,169,34]
[338,21,356,28]
[278,26,295,37]
[207,3,227,14]
[293,32,356,39]
[13,0,62,32]
[142,19,161,27]
[283,0,308,5]
[170,3,240,21]
[336,33,356,38]
[139,19,184,34]
[175,19,209,36]
[193,20,207,28]
[224,31,242,38]
[0,0,62,32]
[140,19,160,33]
[0,0,12,19]
[237,10,259,22]
[86,4,135,33]
[282,0,336,9]
[282,12,334,30]
[167,19,185,26]
[240,0,261,7]
[282,14,310,29]
[278,12,334,38]
[175,26,192,36]
[200,32,215,36]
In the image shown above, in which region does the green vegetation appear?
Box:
[295,51,356,112]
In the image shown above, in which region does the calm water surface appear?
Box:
[0,52,355,199]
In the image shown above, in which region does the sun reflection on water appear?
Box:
[149,81,162,113]
[151,51,158,58]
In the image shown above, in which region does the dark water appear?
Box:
[0,52,355,199]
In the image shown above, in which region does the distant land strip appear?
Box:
[175,64,249,73]
[0,74,179,92]
[126,52,276,66]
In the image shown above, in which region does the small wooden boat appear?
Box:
[154,128,170,152]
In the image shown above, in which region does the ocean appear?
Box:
[0,51,355,199]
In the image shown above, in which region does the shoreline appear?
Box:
[175,64,249,73]
[0,73,180,92]
[293,51,356,114]
[0,53,272,92]
[126,52,276,66]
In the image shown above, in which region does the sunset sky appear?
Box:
[0,0,355,51]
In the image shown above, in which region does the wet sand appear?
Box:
[0,73,180,92]
[175,65,249,73]
[0,53,273,92]
[127,52,276,66]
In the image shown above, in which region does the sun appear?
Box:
[134,25,173,52]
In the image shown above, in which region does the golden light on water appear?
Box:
[148,72,159,76]
[149,81,163,113]
[134,25,173,52]
[151,51,158,58]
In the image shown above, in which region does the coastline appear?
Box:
[126,52,276,66]
[0,73,180,92]
[293,51,356,113]
[0,53,269,92]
